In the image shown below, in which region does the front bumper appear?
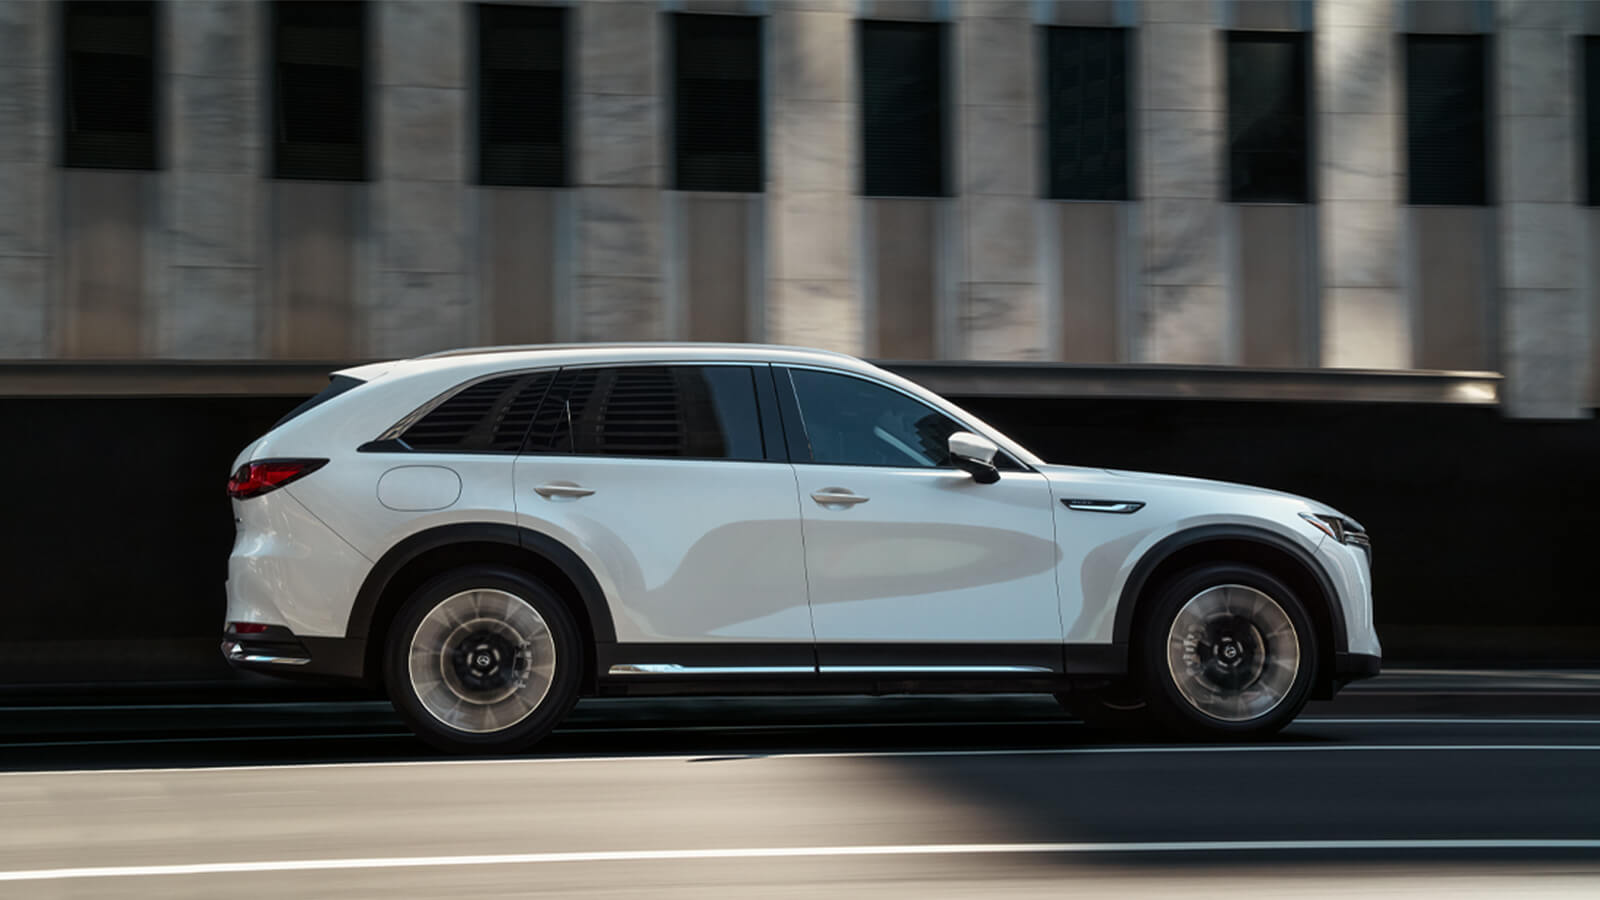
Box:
[221,625,367,683]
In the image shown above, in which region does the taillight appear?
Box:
[227,458,327,500]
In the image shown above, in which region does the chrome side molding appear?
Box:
[607,664,816,676]
[606,663,1055,676]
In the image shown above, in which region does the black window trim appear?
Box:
[773,364,1034,473]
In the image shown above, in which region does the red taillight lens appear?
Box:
[226,458,327,500]
[230,622,270,634]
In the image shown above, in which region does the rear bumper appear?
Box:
[221,625,367,683]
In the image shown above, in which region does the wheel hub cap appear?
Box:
[1167,584,1299,723]
[408,589,557,734]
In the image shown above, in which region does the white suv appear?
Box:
[224,344,1379,752]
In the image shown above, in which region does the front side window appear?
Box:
[786,369,969,468]
[527,366,766,461]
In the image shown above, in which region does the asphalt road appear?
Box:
[0,672,1597,898]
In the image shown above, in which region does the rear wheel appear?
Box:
[1139,563,1318,740]
[383,565,582,754]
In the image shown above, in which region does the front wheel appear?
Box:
[383,565,583,754]
[1139,563,1318,740]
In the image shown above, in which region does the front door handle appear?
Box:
[534,482,595,499]
[811,488,869,507]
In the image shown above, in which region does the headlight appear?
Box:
[1299,512,1369,549]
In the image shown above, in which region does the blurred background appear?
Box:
[0,0,1596,686]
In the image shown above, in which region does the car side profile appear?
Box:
[224,344,1380,753]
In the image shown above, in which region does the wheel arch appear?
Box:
[347,523,616,693]
[1114,524,1347,696]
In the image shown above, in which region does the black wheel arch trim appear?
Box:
[1113,523,1348,655]
[345,522,618,665]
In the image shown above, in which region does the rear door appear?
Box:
[777,366,1062,674]
[512,364,813,673]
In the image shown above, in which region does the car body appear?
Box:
[224,343,1379,751]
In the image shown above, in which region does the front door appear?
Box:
[778,367,1062,674]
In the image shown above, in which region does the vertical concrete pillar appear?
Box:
[957,1,1043,359]
[0,1,51,357]
[1137,1,1227,362]
[573,0,664,341]
[1498,0,1585,417]
[165,0,262,358]
[370,0,472,357]
[766,0,861,353]
[1316,0,1408,368]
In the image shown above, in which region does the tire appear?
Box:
[383,565,583,755]
[1136,563,1318,740]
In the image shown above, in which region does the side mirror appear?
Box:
[948,431,1001,485]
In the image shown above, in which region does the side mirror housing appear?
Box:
[948,431,1001,485]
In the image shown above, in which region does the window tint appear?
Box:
[272,1,367,181]
[62,1,157,170]
[673,13,763,192]
[478,3,567,187]
[787,369,966,468]
[1227,31,1309,203]
[1045,26,1129,201]
[401,371,554,452]
[1405,34,1487,205]
[527,366,766,460]
[860,20,946,197]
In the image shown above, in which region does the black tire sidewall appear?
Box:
[1139,563,1318,740]
[383,565,584,754]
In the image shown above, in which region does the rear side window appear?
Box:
[525,366,766,460]
[401,371,554,452]
[273,374,364,428]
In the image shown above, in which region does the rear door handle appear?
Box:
[534,482,595,499]
[811,488,869,507]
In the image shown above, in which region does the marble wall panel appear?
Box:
[576,275,664,341]
[166,266,258,358]
[0,256,47,357]
[578,94,661,187]
[1321,287,1411,369]
[964,282,1046,360]
[767,279,862,352]
[1143,285,1228,364]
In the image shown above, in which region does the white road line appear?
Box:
[3,839,1599,883]
[1,742,1598,778]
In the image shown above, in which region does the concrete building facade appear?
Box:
[0,0,1596,416]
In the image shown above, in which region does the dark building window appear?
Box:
[1586,37,1600,206]
[527,366,766,460]
[673,13,763,192]
[1405,34,1488,205]
[62,1,157,170]
[401,372,555,453]
[860,20,946,197]
[272,1,367,181]
[1045,27,1129,201]
[478,4,567,187]
[1227,31,1310,203]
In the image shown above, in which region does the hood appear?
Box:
[1037,464,1346,520]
